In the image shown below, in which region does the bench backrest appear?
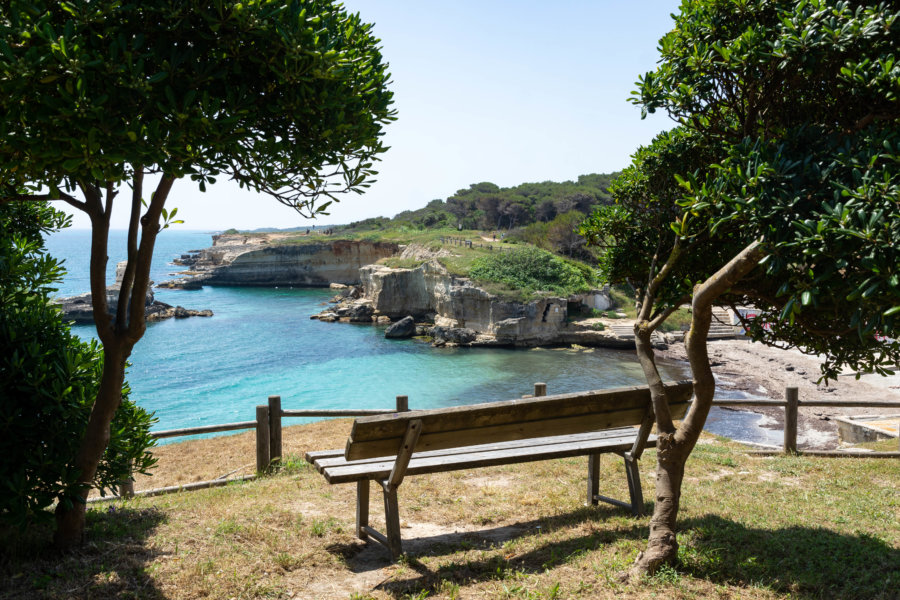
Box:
[345,380,693,460]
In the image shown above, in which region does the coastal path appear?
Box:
[305,380,693,560]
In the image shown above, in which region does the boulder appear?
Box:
[432,326,477,346]
[385,316,416,339]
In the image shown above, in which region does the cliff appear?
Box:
[163,234,398,288]
[315,258,626,348]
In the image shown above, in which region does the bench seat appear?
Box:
[304,381,692,560]
[307,427,655,484]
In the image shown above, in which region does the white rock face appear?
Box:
[359,261,575,345]
[182,238,398,287]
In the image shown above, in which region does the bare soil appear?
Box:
[658,338,900,449]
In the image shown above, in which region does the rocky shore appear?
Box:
[659,339,900,449]
[310,250,635,348]
[56,261,213,324]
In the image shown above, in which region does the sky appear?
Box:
[61,1,682,230]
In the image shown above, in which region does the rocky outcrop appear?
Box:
[385,316,417,339]
[161,235,398,288]
[57,262,213,324]
[312,259,625,348]
[57,286,212,324]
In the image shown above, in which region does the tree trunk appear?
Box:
[626,241,764,579]
[53,342,130,549]
[627,323,690,577]
[52,173,172,550]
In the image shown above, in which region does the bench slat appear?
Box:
[345,381,691,460]
[323,431,648,484]
[309,427,640,473]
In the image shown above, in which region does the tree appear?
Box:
[0,201,155,529]
[582,0,899,577]
[0,0,394,548]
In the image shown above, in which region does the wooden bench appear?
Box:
[305,380,692,559]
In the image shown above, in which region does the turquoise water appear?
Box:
[43,229,779,444]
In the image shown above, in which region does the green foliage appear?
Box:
[0,202,156,527]
[0,0,396,214]
[468,247,596,297]
[587,0,900,380]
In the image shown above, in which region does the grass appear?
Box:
[1,421,898,599]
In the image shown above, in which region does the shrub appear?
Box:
[468,246,595,297]
[0,202,156,528]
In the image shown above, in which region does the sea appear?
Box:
[44,229,781,445]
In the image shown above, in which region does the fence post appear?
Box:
[256,405,271,472]
[118,460,134,498]
[396,395,409,412]
[534,382,547,397]
[784,387,798,454]
[268,395,282,466]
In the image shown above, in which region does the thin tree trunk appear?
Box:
[53,174,174,550]
[626,241,764,579]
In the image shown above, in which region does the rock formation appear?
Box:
[57,262,213,324]
[160,233,398,288]
[312,258,630,348]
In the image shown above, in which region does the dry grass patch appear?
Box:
[2,422,898,599]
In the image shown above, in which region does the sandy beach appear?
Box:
[658,338,900,449]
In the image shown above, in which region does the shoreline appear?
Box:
[658,338,900,450]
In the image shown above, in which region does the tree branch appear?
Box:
[116,168,143,332]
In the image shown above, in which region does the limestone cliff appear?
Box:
[357,260,611,347]
[163,234,399,287]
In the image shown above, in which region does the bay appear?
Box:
[44,229,777,446]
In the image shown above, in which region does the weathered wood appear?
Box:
[534,382,547,397]
[312,429,641,473]
[256,405,270,473]
[630,409,656,460]
[304,449,345,462]
[587,454,600,506]
[268,395,282,466]
[360,525,389,548]
[88,475,258,502]
[151,420,258,439]
[382,482,403,559]
[749,450,900,458]
[324,432,643,484]
[396,395,409,412]
[346,382,692,461]
[349,381,691,446]
[710,399,787,407]
[281,409,397,418]
[387,419,422,488]
[784,387,798,454]
[624,453,643,516]
[346,406,680,460]
[356,480,370,540]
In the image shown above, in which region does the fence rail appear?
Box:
[107,385,898,501]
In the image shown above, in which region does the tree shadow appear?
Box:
[358,507,898,600]
[677,514,900,600]
[0,505,168,600]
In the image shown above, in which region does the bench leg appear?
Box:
[587,453,600,505]
[623,453,644,517]
[381,482,403,560]
[356,480,370,540]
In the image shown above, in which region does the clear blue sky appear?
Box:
[62,1,681,230]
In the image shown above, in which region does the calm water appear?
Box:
[44,229,776,445]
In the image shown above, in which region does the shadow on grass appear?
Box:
[677,514,900,600]
[0,505,167,600]
[362,507,899,600]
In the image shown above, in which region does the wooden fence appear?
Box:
[105,384,899,502]
[439,236,513,251]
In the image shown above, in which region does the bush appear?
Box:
[468,246,595,297]
[0,202,156,528]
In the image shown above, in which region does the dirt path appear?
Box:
[657,338,900,449]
